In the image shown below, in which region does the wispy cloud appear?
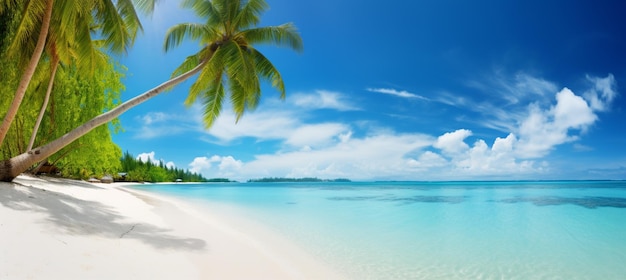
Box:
[290,90,359,111]
[366,88,429,100]
[133,111,197,139]
[583,74,617,111]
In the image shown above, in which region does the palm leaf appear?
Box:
[131,0,159,14]
[7,0,46,57]
[250,47,285,98]
[202,76,225,128]
[233,0,267,29]
[242,23,303,52]
[182,0,222,27]
[163,22,212,52]
[185,46,225,105]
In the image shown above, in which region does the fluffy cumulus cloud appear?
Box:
[433,129,472,155]
[189,155,243,178]
[136,151,160,165]
[184,74,617,180]
[137,151,175,167]
[515,87,599,158]
[403,74,617,177]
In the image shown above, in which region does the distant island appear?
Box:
[248,177,351,183]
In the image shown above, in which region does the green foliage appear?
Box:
[0,36,124,179]
[119,151,209,183]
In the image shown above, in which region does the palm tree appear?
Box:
[0,0,147,148]
[165,0,303,127]
[26,0,142,151]
[0,0,55,147]
[0,0,302,182]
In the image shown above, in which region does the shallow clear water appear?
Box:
[133,181,626,279]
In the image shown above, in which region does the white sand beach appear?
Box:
[0,175,345,279]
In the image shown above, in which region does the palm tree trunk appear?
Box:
[27,53,60,151]
[0,0,55,147]
[0,58,209,182]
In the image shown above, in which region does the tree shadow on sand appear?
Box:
[0,181,206,251]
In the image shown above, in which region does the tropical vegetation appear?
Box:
[0,0,302,182]
[119,151,209,183]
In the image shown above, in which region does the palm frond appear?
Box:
[228,75,247,122]
[250,48,285,98]
[0,0,21,14]
[8,0,46,56]
[241,23,303,52]
[182,0,222,27]
[201,75,225,128]
[131,0,158,15]
[221,41,257,95]
[163,22,212,52]
[185,46,225,105]
[116,0,143,36]
[171,53,200,79]
[95,0,132,53]
[233,0,267,30]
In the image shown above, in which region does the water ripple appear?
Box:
[327,195,466,204]
[498,196,626,209]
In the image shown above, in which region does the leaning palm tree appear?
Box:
[0,0,302,182]
[0,0,55,147]
[165,0,302,127]
[26,0,139,152]
[0,0,150,147]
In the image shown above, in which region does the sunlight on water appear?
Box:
[134,181,626,279]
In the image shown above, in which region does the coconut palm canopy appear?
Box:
[164,0,302,128]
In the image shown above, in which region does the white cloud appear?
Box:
[512,73,558,100]
[195,133,433,181]
[143,73,617,180]
[189,157,212,174]
[407,151,448,169]
[584,74,617,111]
[134,111,195,139]
[207,109,297,142]
[366,88,429,100]
[136,151,160,165]
[433,129,472,155]
[290,90,359,111]
[516,87,597,158]
[285,123,350,148]
[189,155,243,178]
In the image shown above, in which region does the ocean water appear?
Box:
[133,181,626,279]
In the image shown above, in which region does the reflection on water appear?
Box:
[328,195,466,204]
[498,196,626,209]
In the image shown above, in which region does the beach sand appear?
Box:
[0,175,345,279]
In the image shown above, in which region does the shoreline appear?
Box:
[0,175,345,279]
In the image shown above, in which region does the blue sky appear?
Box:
[113,0,626,181]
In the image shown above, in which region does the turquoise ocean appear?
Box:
[133,181,626,279]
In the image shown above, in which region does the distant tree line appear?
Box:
[248,177,351,183]
[119,151,208,183]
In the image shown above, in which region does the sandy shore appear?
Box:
[0,175,345,279]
